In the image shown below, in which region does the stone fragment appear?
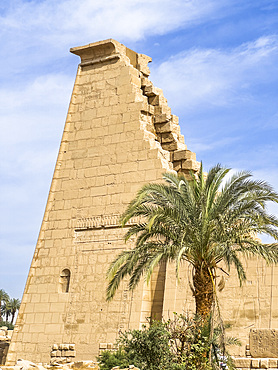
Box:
[15,360,46,370]
[161,141,179,151]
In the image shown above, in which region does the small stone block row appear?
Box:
[99,342,117,350]
[50,343,76,358]
[232,357,278,369]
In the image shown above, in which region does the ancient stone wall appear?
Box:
[6,39,199,365]
[6,39,278,364]
[0,327,12,365]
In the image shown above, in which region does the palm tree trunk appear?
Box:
[193,265,214,319]
[11,312,15,325]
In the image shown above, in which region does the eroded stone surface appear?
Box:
[5,39,199,365]
[5,38,278,364]
[250,329,278,358]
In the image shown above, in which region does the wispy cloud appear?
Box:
[0,0,223,73]
[151,35,278,110]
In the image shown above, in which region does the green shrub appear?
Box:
[0,320,14,330]
[98,321,173,370]
[98,315,237,370]
[97,348,129,370]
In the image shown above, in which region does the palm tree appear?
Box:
[0,289,9,321]
[106,164,278,319]
[2,300,11,322]
[9,298,21,324]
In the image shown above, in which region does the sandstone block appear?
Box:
[250,329,278,358]
[161,141,179,151]
[155,122,172,133]
[171,114,179,124]
[232,357,251,367]
[154,114,171,123]
[173,150,196,162]
[144,85,158,97]
[137,53,152,76]
[268,358,278,367]
[181,159,200,171]
[148,95,159,106]
[141,77,149,87]
[260,358,269,368]
[160,132,178,143]
[251,358,260,368]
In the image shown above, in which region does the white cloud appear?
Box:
[0,73,73,147]
[0,0,222,69]
[150,35,278,110]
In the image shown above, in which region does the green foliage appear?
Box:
[119,321,173,370]
[98,321,173,370]
[97,348,129,370]
[0,320,14,330]
[165,313,212,370]
[98,315,239,370]
[98,314,240,370]
[0,289,21,324]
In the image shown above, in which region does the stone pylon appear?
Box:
[7,39,278,365]
[6,39,199,364]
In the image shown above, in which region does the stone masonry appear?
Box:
[6,39,199,364]
[6,39,278,364]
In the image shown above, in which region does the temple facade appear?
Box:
[6,40,278,364]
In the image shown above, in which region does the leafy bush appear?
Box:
[97,348,129,370]
[98,321,173,370]
[98,314,238,370]
[0,320,14,330]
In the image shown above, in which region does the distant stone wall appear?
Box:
[0,327,12,365]
[233,357,278,369]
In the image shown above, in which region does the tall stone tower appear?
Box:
[6,39,199,364]
[7,39,278,364]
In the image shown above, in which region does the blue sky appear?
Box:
[0,0,278,299]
